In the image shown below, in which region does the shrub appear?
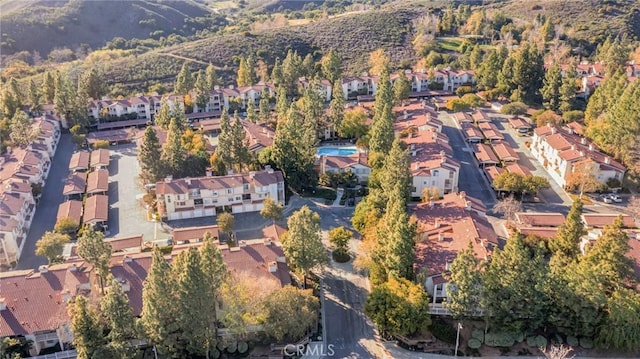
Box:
[501,102,528,115]
[526,336,537,347]
[227,341,237,353]
[445,99,471,112]
[580,337,594,349]
[468,338,482,349]
[606,177,621,188]
[535,335,547,347]
[456,86,474,97]
[471,328,485,342]
[429,321,457,344]
[237,341,249,354]
[566,336,579,347]
[93,140,110,149]
[484,332,516,347]
[461,93,485,108]
[562,110,584,123]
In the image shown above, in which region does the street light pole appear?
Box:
[454,322,463,357]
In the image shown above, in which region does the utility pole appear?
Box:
[454,322,463,357]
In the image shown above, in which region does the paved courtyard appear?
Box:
[107,143,169,242]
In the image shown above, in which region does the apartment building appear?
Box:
[530,124,625,188]
[156,167,285,221]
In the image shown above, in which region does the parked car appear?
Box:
[600,194,622,203]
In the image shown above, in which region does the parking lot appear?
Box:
[107,143,169,242]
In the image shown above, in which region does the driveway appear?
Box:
[438,113,496,207]
[106,143,168,241]
[17,134,75,270]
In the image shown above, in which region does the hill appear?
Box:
[0,0,223,57]
[494,0,640,46]
[91,5,422,92]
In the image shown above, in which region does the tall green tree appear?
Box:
[259,89,271,124]
[246,98,258,123]
[549,198,583,267]
[369,66,394,155]
[364,277,431,337]
[321,49,342,82]
[35,231,70,264]
[154,98,172,130]
[216,108,232,171]
[445,241,483,319]
[260,196,284,224]
[162,115,187,176]
[482,231,548,333]
[376,139,412,208]
[217,212,235,239]
[373,184,416,282]
[541,63,563,111]
[205,63,217,90]
[275,85,289,125]
[282,49,303,95]
[100,277,136,358]
[261,286,319,342]
[69,296,104,359]
[511,42,544,103]
[271,103,317,191]
[559,61,578,113]
[596,288,640,352]
[2,78,22,119]
[42,71,56,104]
[301,53,315,78]
[173,248,214,356]
[138,125,164,183]
[584,69,628,126]
[193,70,210,111]
[237,57,253,87]
[174,62,194,95]
[271,57,284,86]
[477,48,506,90]
[27,79,40,113]
[329,80,345,130]
[282,206,327,285]
[77,230,112,294]
[54,72,83,127]
[393,74,411,105]
[8,110,38,147]
[540,17,555,42]
[300,80,325,134]
[141,247,178,356]
[78,67,105,100]
[228,115,251,172]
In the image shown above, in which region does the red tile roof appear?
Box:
[516,212,566,227]
[478,122,504,141]
[172,225,220,243]
[491,141,519,162]
[472,143,499,164]
[62,173,87,196]
[413,193,497,276]
[519,227,559,239]
[86,169,109,194]
[156,170,284,195]
[582,214,635,228]
[84,194,108,223]
[69,151,90,171]
[484,166,506,184]
[90,149,110,168]
[57,200,83,224]
[505,163,532,176]
[508,117,530,130]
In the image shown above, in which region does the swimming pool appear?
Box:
[316,146,358,156]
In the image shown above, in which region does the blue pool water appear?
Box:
[316,146,358,156]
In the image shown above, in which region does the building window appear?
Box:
[433,170,439,177]
[227,189,232,194]
[167,197,171,203]
[244,184,249,191]
[176,201,186,206]
[235,196,241,201]
[228,198,233,202]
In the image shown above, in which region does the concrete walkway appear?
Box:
[332,188,344,207]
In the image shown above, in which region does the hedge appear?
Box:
[468,338,482,349]
[429,321,457,344]
[484,332,515,347]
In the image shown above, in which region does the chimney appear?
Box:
[581,137,587,145]
[249,171,256,179]
[6,146,11,154]
[437,233,444,242]
[185,178,191,186]
[206,170,212,177]
[571,145,576,151]
[61,289,72,303]
[410,144,415,151]
[588,144,594,151]
[123,256,133,264]
[435,219,441,228]
[403,110,408,120]
[268,261,278,273]
[214,85,220,91]
[604,157,611,164]
[120,280,131,293]
[459,191,466,200]
[239,240,247,247]
[465,200,472,211]
[579,151,585,157]
[229,85,234,90]
[69,264,78,272]
[551,127,557,135]
[164,175,173,183]
[0,298,6,311]
[39,265,49,273]
[264,238,272,246]
[265,165,274,174]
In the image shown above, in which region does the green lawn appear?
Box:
[437,37,463,52]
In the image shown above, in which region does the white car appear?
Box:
[601,194,622,203]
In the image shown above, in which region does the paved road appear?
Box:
[107,143,169,241]
[439,113,496,207]
[17,134,75,270]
